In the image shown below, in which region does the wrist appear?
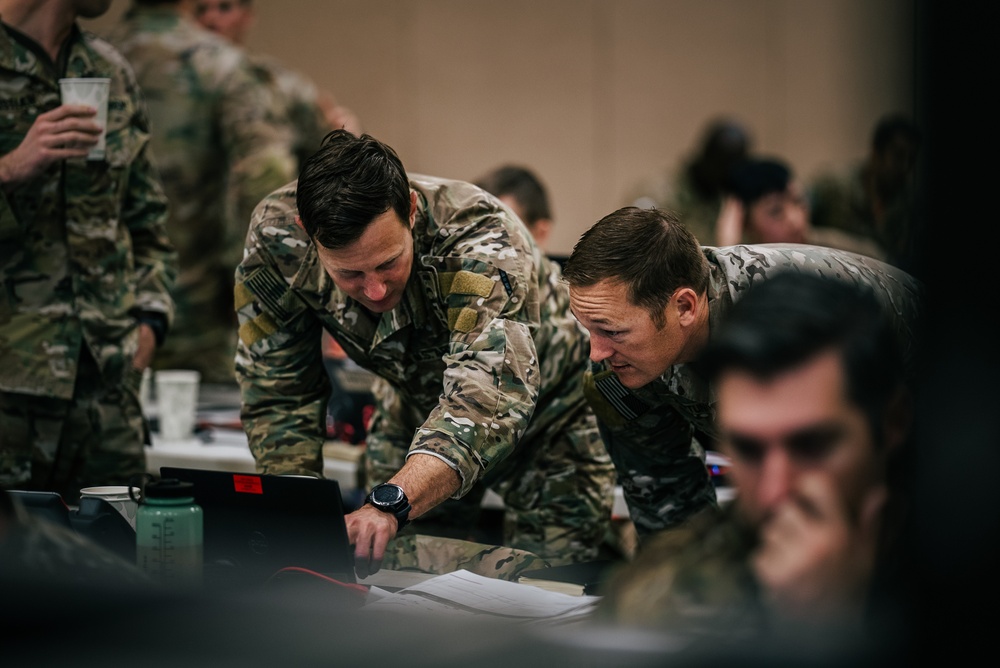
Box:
[138,312,168,347]
[365,483,411,530]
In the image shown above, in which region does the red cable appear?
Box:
[267,566,370,596]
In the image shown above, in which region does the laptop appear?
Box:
[158,467,355,588]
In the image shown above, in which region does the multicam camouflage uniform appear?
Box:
[584,244,923,542]
[381,534,549,582]
[595,503,764,634]
[0,22,176,503]
[235,176,615,565]
[246,53,331,171]
[106,5,296,384]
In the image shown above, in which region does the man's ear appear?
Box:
[673,287,701,326]
[294,215,305,231]
[408,191,418,228]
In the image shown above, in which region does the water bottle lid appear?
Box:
[144,478,195,499]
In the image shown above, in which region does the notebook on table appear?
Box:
[158,467,355,588]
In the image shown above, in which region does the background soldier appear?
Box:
[192,0,362,169]
[107,0,296,385]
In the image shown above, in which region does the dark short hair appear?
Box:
[473,165,551,225]
[296,130,411,249]
[700,272,904,446]
[872,114,921,154]
[562,207,709,328]
[726,157,792,206]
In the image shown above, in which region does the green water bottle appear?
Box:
[132,478,203,587]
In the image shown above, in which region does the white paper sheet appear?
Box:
[361,569,599,623]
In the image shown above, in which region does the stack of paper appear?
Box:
[362,569,599,624]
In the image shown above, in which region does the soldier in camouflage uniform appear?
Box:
[808,114,922,272]
[0,0,176,504]
[626,118,752,245]
[192,0,363,170]
[235,130,615,575]
[596,273,916,641]
[562,207,922,545]
[106,0,296,385]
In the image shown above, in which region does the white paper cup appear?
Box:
[79,485,141,530]
[155,370,201,441]
[58,77,110,160]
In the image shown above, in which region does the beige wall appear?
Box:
[84,0,915,256]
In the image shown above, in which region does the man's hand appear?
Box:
[346,454,461,579]
[752,472,887,625]
[132,322,158,371]
[346,503,401,579]
[0,105,101,189]
[714,195,746,246]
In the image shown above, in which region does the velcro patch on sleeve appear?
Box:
[238,312,278,346]
[241,266,302,322]
[447,306,478,333]
[438,271,455,296]
[449,270,493,298]
[583,369,651,426]
[233,282,254,310]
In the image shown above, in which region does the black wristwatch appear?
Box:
[365,483,411,530]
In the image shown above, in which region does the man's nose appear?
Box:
[757,449,793,512]
[363,277,388,301]
[589,334,613,363]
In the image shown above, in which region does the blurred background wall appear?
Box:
[84,0,918,257]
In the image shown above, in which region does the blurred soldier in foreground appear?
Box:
[235,130,614,576]
[0,0,176,502]
[598,273,915,647]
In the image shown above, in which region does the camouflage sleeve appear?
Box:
[408,257,543,499]
[233,199,329,477]
[217,58,296,272]
[118,66,176,325]
[583,364,717,540]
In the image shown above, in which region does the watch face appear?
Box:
[372,484,404,506]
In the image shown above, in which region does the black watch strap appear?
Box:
[365,483,411,530]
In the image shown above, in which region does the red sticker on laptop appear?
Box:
[233,474,263,494]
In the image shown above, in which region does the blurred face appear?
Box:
[747,183,808,244]
[313,195,417,314]
[570,279,693,389]
[194,0,254,44]
[497,194,552,251]
[717,349,884,527]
